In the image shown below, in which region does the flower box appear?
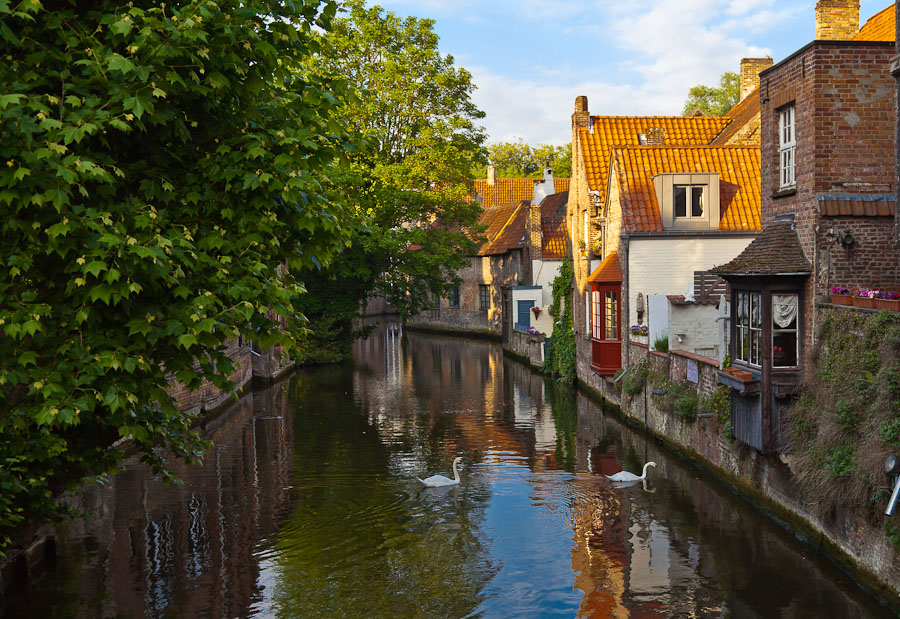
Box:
[829,294,852,305]
[875,298,900,311]
[853,296,876,309]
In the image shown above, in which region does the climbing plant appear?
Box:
[791,308,900,523]
[544,257,576,384]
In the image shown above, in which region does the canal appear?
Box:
[3,323,893,617]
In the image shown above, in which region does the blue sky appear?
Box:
[368,0,891,147]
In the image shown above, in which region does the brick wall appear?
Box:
[760,41,898,366]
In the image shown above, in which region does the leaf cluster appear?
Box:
[0,0,351,538]
[682,71,740,116]
[486,139,571,178]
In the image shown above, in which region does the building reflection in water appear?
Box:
[4,381,296,619]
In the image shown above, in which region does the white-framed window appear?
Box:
[585,291,591,334]
[779,105,795,189]
[772,293,799,368]
[735,291,762,367]
[674,185,705,219]
[592,290,601,339]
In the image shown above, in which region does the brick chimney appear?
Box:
[815,0,859,40]
[487,164,495,186]
[573,96,590,131]
[739,57,773,100]
[527,202,543,261]
[646,127,665,145]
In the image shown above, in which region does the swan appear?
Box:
[417,457,462,487]
[605,461,656,483]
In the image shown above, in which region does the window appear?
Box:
[592,290,602,339]
[779,105,795,189]
[735,292,762,366]
[431,293,441,309]
[603,291,618,339]
[448,286,460,308]
[772,294,798,367]
[585,291,591,334]
[674,185,705,219]
[479,284,490,311]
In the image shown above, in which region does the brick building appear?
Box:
[713,0,900,452]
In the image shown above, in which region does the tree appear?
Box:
[0,0,350,539]
[486,139,571,178]
[682,71,740,116]
[294,0,487,362]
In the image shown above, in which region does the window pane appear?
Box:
[773,330,797,367]
[691,186,704,217]
[605,291,617,340]
[750,294,760,329]
[674,186,687,218]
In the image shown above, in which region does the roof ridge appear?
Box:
[613,144,760,150]
[588,115,732,120]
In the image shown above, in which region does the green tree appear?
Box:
[295,0,487,362]
[682,71,740,116]
[0,0,350,539]
[486,139,571,178]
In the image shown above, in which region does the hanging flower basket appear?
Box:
[532,306,541,317]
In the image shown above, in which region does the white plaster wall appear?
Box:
[531,259,562,336]
[511,288,549,333]
[627,237,752,329]
[668,303,723,360]
[648,294,669,351]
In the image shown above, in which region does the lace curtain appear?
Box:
[773,294,798,328]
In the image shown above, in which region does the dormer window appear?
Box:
[654,173,720,230]
[674,184,705,219]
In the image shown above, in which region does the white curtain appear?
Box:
[773,294,798,328]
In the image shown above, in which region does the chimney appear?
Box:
[739,57,773,100]
[815,0,859,40]
[646,127,665,145]
[487,165,495,186]
[573,95,590,131]
[527,202,543,261]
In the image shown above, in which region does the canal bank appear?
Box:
[1,325,894,617]
[404,322,900,612]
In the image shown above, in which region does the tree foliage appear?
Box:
[682,71,740,116]
[486,139,571,178]
[0,0,350,539]
[295,0,487,362]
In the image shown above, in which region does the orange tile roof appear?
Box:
[542,217,568,258]
[711,87,760,145]
[587,251,622,283]
[478,200,527,256]
[610,145,761,233]
[579,116,733,206]
[474,177,571,208]
[854,5,895,41]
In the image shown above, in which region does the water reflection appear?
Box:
[3,322,893,618]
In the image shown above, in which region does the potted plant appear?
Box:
[852,289,877,309]
[630,325,649,337]
[875,292,900,311]
[829,286,852,305]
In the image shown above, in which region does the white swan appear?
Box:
[417,457,462,487]
[605,461,657,483]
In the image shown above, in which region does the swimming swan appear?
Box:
[605,461,657,483]
[417,457,462,487]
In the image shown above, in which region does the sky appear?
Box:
[367,0,891,147]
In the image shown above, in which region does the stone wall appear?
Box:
[576,341,900,600]
[505,329,545,369]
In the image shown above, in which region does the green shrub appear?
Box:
[667,380,698,421]
[701,385,731,423]
[621,359,649,396]
[652,333,669,353]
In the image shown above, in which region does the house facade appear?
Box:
[713,0,900,453]
[567,74,767,384]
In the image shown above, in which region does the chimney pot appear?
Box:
[815,0,859,41]
[487,165,495,186]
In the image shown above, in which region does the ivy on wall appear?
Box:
[791,308,900,535]
[543,257,576,384]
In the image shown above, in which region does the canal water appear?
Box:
[2,323,893,618]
